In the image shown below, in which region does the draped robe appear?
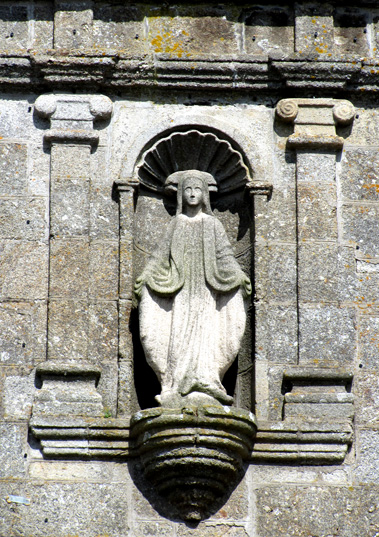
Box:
[138,212,250,407]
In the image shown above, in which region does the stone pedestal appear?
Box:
[130,405,257,522]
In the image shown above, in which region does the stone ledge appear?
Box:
[0,54,374,93]
[30,413,352,463]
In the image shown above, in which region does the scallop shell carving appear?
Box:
[137,130,251,194]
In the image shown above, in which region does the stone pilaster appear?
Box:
[32,94,113,418]
[114,179,139,416]
[276,98,355,369]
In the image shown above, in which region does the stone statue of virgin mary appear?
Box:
[135,170,251,408]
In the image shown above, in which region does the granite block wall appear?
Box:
[0,2,379,536]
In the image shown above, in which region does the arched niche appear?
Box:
[129,126,255,412]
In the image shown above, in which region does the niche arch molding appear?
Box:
[119,112,264,184]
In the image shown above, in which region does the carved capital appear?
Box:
[35,93,113,145]
[276,99,299,123]
[276,98,355,149]
[246,180,273,198]
[114,178,140,194]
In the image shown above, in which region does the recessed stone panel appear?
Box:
[295,6,334,56]
[92,4,147,55]
[147,12,241,57]
[333,8,369,56]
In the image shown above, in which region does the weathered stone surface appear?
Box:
[299,305,356,366]
[3,370,35,420]
[297,151,336,182]
[0,482,130,537]
[147,11,241,57]
[244,7,294,56]
[297,183,337,240]
[354,371,379,426]
[355,430,379,484]
[0,5,28,51]
[341,203,379,257]
[133,521,174,537]
[89,182,119,240]
[254,187,296,243]
[295,5,334,56]
[89,240,118,300]
[333,8,369,56]
[96,359,118,416]
[49,238,89,298]
[47,299,88,361]
[177,523,249,536]
[88,301,118,363]
[255,304,298,365]
[33,2,54,50]
[0,301,47,365]
[0,142,27,195]
[0,241,48,299]
[256,485,379,537]
[298,242,339,302]
[50,175,90,236]
[345,108,379,145]
[358,315,379,370]
[0,423,27,478]
[54,5,93,50]
[0,198,47,240]
[340,149,379,201]
[92,4,147,55]
[255,243,296,303]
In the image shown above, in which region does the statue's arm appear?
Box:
[134,219,176,299]
[214,219,252,297]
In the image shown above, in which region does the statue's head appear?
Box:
[165,170,214,215]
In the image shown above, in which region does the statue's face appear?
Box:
[182,178,204,208]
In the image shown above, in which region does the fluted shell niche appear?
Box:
[136,129,251,195]
[132,128,254,411]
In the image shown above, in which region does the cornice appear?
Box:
[1,52,379,95]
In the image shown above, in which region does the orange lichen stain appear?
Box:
[362,184,379,193]
[150,29,189,58]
